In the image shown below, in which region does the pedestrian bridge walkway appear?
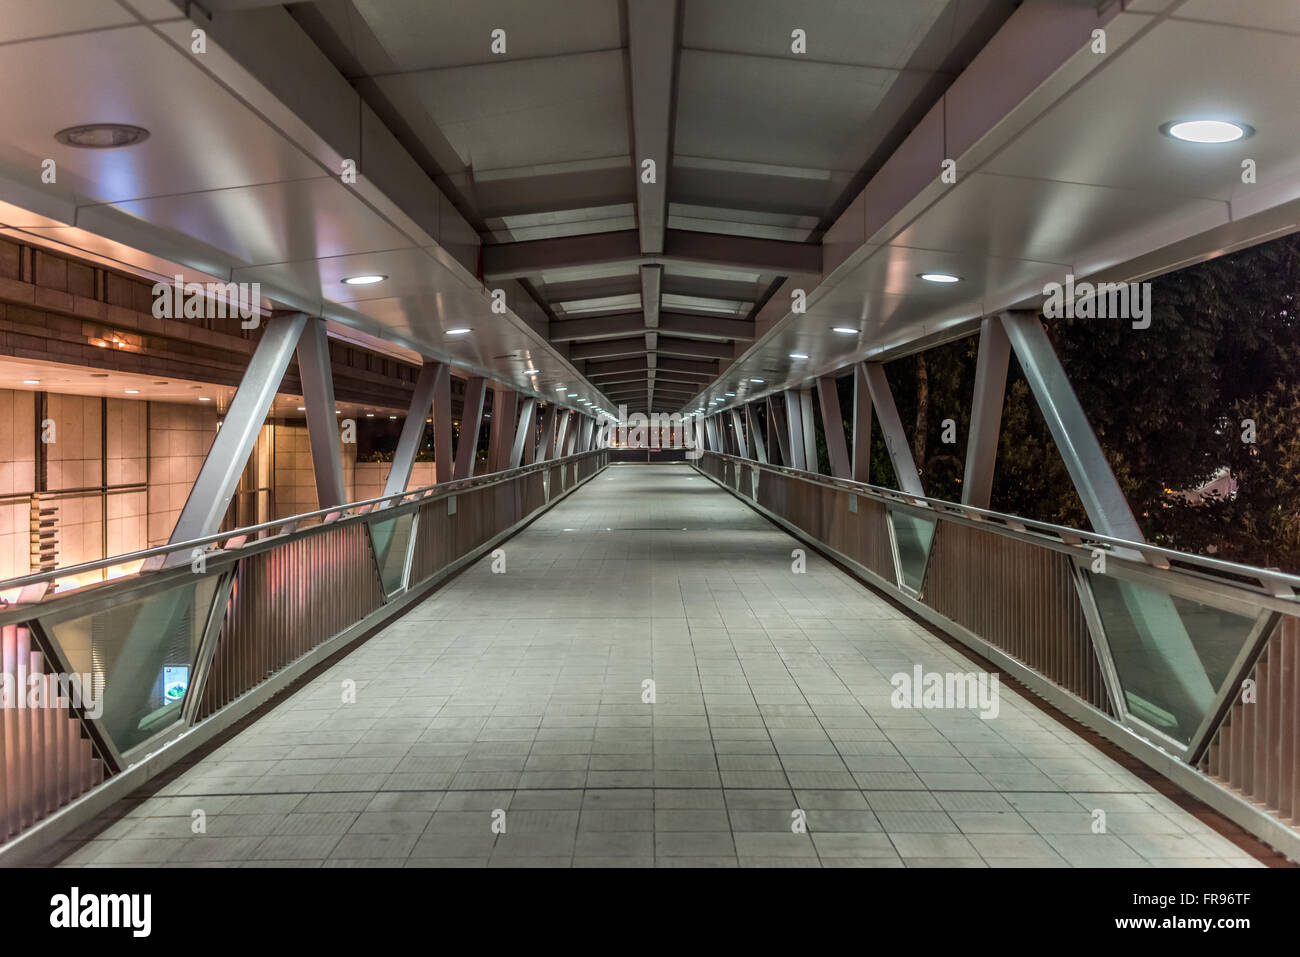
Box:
[42,464,1262,868]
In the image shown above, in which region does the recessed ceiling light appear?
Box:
[124,389,140,394]
[389,415,397,420]
[918,273,961,283]
[832,326,858,335]
[523,368,539,375]
[365,413,374,418]
[790,352,809,360]
[567,393,577,397]
[197,396,210,402]
[750,378,765,383]
[341,274,386,285]
[446,327,471,336]
[297,406,305,411]
[1162,120,1252,144]
[55,123,150,149]
[556,386,566,391]
[22,379,38,385]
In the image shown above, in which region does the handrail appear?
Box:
[0,448,604,595]
[702,450,1300,598]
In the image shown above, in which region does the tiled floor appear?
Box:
[50,464,1263,868]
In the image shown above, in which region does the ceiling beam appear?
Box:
[549,311,754,346]
[584,357,654,378]
[567,335,734,362]
[626,0,679,257]
[482,228,820,280]
[658,312,755,342]
[642,264,662,411]
[657,337,733,361]
[657,356,719,377]
[549,312,645,342]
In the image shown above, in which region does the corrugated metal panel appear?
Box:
[196,522,386,719]
[1200,615,1299,823]
[922,520,1112,714]
[0,623,105,842]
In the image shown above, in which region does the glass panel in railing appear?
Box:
[369,512,414,595]
[890,510,935,591]
[1087,574,1258,745]
[40,575,220,753]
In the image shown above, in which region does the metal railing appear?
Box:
[695,450,1300,854]
[0,449,608,854]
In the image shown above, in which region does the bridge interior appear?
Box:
[0,0,1296,883]
[39,465,1264,868]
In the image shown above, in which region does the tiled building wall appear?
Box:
[0,395,446,589]
[45,394,107,571]
[270,420,358,520]
[0,389,35,579]
[146,402,219,547]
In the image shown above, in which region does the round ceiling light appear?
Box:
[342,274,387,286]
[918,273,961,284]
[832,326,858,335]
[789,352,809,360]
[1162,120,1252,144]
[55,123,150,149]
[446,327,470,336]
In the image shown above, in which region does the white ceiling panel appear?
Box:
[0,0,134,43]
[983,21,1300,201]
[109,177,415,269]
[352,0,622,71]
[384,50,629,172]
[0,27,324,205]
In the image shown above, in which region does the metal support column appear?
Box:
[783,390,807,470]
[708,415,721,453]
[383,360,446,499]
[745,404,768,464]
[537,403,559,462]
[962,317,1011,508]
[564,414,580,456]
[852,364,872,484]
[816,375,851,479]
[166,313,308,551]
[729,409,749,458]
[768,395,791,466]
[488,386,517,473]
[555,409,573,458]
[999,310,1214,712]
[862,363,924,497]
[296,317,346,510]
[799,387,817,473]
[432,364,453,485]
[509,397,537,469]
[454,376,487,480]
[999,311,1143,541]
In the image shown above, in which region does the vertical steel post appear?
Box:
[454,376,487,480]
